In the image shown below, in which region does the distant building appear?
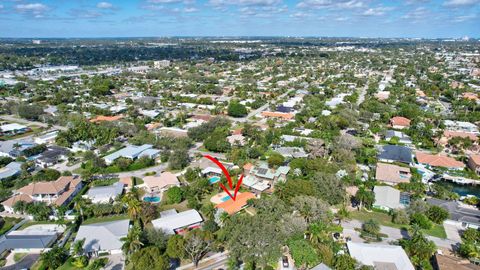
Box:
[0,123,30,136]
[104,144,159,165]
[34,130,59,145]
[0,162,23,181]
[385,130,412,144]
[389,116,411,130]
[468,155,480,175]
[154,60,171,68]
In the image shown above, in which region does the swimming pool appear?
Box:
[143,196,161,203]
[221,195,231,202]
[209,176,221,184]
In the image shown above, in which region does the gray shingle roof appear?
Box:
[74,219,129,253]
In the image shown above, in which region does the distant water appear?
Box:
[438,181,480,197]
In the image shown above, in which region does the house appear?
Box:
[261,111,294,121]
[310,263,332,270]
[227,134,246,146]
[275,147,308,158]
[2,176,83,212]
[375,163,411,185]
[373,186,408,211]
[74,219,129,256]
[152,209,203,235]
[143,172,180,193]
[0,228,59,254]
[0,161,23,181]
[468,155,480,174]
[433,253,480,270]
[0,123,30,136]
[427,198,480,229]
[34,130,59,145]
[71,140,95,152]
[347,242,415,270]
[216,192,256,215]
[385,130,412,144]
[243,163,290,192]
[377,145,413,164]
[444,120,479,134]
[389,116,411,129]
[119,176,133,190]
[86,182,124,203]
[0,140,36,158]
[35,146,70,168]
[104,144,159,165]
[89,115,124,123]
[416,151,465,170]
[438,131,478,146]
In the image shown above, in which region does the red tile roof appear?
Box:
[261,111,294,120]
[216,192,256,215]
[390,116,411,127]
[416,152,465,169]
[90,115,124,123]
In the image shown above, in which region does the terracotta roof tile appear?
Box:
[416,152,465,168]
[216,192,256,215]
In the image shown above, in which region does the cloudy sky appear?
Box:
[0,0,479,38]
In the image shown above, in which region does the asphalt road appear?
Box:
[0,254,40,270]
[0,115,67,131]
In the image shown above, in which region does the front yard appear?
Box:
[350,209,447,239]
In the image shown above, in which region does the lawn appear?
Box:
[58,258,83,270]
[18,220,56,230]
[0,217,22,235]
[14,253,28,262]
[350,210,447,239]
[82,214,129,225]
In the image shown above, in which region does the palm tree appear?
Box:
[122,191,142,220]
[73,197,88,222]
[72,239,85,256]
[336,206,351,225]
[121,225,143,256]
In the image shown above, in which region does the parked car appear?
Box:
[282,256,289,268]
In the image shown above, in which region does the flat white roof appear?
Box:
[347,242,414,270]
[152,209,203,234]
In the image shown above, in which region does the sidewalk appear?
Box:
[177,251,229,270]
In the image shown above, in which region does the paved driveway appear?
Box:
[0,254,40,270]
[103,254,125,270]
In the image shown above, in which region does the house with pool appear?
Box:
[142,172,180,202]
[201,166,223,184]
[212,191,256,215]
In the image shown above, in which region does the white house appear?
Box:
[74,219,129,256]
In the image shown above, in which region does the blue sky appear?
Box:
[0,0,479,38]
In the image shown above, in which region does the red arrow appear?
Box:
[203,155,243,201]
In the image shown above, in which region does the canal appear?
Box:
[437,181,480,197]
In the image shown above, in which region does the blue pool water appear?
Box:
[221,195,231,202]
[143,196,161,203]
[209,176,221,184]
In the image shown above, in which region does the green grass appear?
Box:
[0,217,22,235]
[423,224,447,239]
[57,258,83,270]
[350,210,447,239]
[18,220,57,230]
[82,214,129,225]
[14,253,28,262]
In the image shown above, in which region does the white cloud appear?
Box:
[97,2,114,9]
[453,14,477,21]
[297,0,365,10]
[443,0,479,7]
[15,3,50,18]
[209,0,281,7]
[184,7,198,12]
[402,7,428,20]
[362,6,393,16]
